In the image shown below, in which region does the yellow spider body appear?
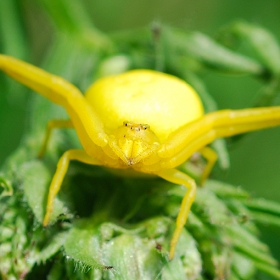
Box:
[1,54,280,260]
[85,70,204,169]
[85,70,204,142]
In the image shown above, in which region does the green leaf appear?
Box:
[0,175,13,197]
[244,198,280,216]
[165,27,264,75]
[36,0,112,52]
[232,252,255,280]
[206,180,249,199]
[18,160,67,224]
[250,212,280,227]
[36,231,68,263]
[0,0,28,58]
[64,217,202,280]
[253,78,280,107]
[219,21,280,76]
[254,261,280,280]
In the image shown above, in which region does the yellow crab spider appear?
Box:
[1,54,280,260]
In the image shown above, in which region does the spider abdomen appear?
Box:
[85,70,204,142]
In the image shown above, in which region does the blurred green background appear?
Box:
[1,0,280,261]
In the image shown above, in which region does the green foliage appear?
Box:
[1,1,280,279]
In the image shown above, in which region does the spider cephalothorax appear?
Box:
[109,121,160,166]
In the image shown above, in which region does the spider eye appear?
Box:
[122,121,150,131]
[141,124,149,130]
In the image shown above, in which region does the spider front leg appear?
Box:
[43,149,101,226]
[38,119,73,158]
[0,54,108,148]
[156,168,196,260]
